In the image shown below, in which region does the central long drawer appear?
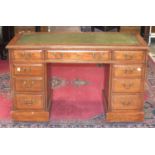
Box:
[46,50,110,62]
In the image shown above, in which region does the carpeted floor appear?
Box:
[0,56,155,128]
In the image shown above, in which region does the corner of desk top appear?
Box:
[6,33,24,49]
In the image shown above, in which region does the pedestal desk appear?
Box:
[7,32,148,122]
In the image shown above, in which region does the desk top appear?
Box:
[7,32,148,50]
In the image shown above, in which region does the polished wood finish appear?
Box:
[13,64,44,76]
[15,94,44,110]
[11,111,49,122]
[14,77,44,92]
[7,32,148,122]
[112,64,144,78]
[12,50,43,61]
[106,111,144,122]
[112,78,143,93]
[111,94,143,110]
[112,51,145,62]
[47,50,110,62]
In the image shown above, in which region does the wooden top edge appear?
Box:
[6,45,149,51]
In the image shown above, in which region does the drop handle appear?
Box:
[122,82,133,89]
[23,99,35,105]
[23,80,35,88]
[22,67,31,72]
[51,52,63,59]
[124,67,142,74]
[124,54,133,60]
[124,69,134,74]
[17,67,32,73]
[21,52,32,59]
[121,101,131,105]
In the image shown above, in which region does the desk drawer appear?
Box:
[47,51,110,61]
[12,50,43,61]
[112,78,143,93]
[15,94,44,110]
[111,94,143,110]
[14,78,44,92]
[13,64,44,76]
[112,51,145,62]
[112,64,143,78]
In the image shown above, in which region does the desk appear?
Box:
[7,32,148,122]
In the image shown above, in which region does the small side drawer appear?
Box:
[111,94,143,110]
[15,94,44,110]
[14,78,44,92]
[47,50,110,62]
[112,51,145,62]
[12,50,43,61]
[112,64,144,78]
[112,78,143,93]
[13,64,44,76]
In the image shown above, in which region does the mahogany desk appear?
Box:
[7,32,148,122]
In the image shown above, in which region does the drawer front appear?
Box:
[111,94,143,110]
[14,78,44,92]
[112,79,143,93]
[13,64,44,76]
[15,94,44,110]
[47,51,110,61]
[12,50,43,61]
[112,65,143,78]
[113,51,145,62]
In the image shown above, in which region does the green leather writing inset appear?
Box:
[16,33,139,45]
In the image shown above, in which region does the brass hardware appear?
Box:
[31,81,34,85]
[137,67,141,72]
[74,53,81,59]
[124,54,133,60]
[122,82,133,89]
[51,52,63,59]
[23,99,35,105]
[21,67,31,72]
[22,80,30,88]
[22,80,35,88]
[20,52,32,59]
[121,100,131,105]
[16,67,31,73]
[124,67,142,74]
[17,67,21,72]
[23,80,27,85]
[124,69,134,74]
[92,52,96,58]
[93,53,105,60]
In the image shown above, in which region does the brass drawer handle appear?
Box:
[22,67,31,72]
[93,53,105,59]
[124,68,142,74]
[20,52,32,59]
[121,100,131,105]
[124,54,133,60]
[71,53,81,60]
[124,69,135,74]
[51,52,63,59]
[16,67,31,73]
[23,99,35,105]
[122,82,133,89]
[22,80,35,88]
